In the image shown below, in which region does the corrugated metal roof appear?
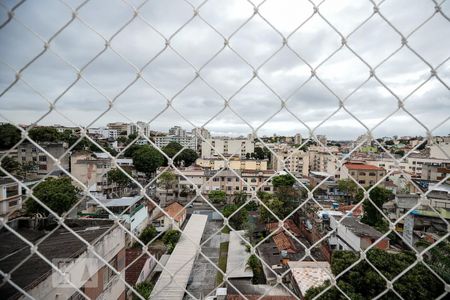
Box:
[150,214,208,300]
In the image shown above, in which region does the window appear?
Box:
[39,156,47,162]
[369,172,376,176]
[39,165,47,170]
[103,257,117,288]
[227,178,231,182]
[9,200,18,207]
[359,172,366,176]
[358,180,366,184]
[6,186,18,198]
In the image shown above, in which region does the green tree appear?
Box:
[26,177,79,215]
[259,196,285,222]
[136,225,157,246]
[28,126,60,142]
[0,124,21,150]
[177,148,198,167]
[162,142,198,167]
[272,174,295,189]
[107,168,132,192]
[359,186,392,231]
[163,141,183,154]
[337,179,359,202]
[163,229,181,254]
[222,204,248,230]
[208,190,227,204]
[305,249,444,300]
[133,281,153,300]
[123,144,142,158]
[232,191,247,205]
[0,156,20,176]
[247,254,266,284]
[18,161,38,180]
[132,145,164,178]
[254,147,266,160]
[116,136,128,145]
[416,238,450,283]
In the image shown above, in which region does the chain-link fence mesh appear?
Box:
[0,0,449,299]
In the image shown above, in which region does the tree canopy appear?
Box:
[0,124,21,150]
[358,186,392,232]
[107,168,132,188]
[28,126,61,143]
[305,249,444,300]
[135,225,158,247]
[26,177,79,215]
[337,179,359,202]
[132,145,164,177]
[163,229,181,254]
[272,174,296,189]
[222,204,248,230]
[208,190,227,204]
[162,142,198,167]
[133,282,153,300]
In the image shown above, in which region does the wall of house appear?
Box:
[24,227,126,300]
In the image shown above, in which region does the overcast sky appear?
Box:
[0,0,449,140]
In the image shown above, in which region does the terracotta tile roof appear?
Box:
[344,163,384,171]
[272,232,297,253]
[265,219,302,237]
[125,248,148,286]
[155,201,186,222]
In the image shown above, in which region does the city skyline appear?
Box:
[0,0,449,139]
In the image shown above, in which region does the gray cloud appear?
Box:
[0,0,449,140]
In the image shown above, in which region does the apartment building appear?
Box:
[17,141,70,178]
[421,162,450,181]
[340,162,386,186]
[272,145,309,176]
[107,122,130,135]
[366,155,450,177]
[169,125,186,137]
[155,166,275,202]
[308,147,338,175]
[196,157,268,171]
[201,138,254,158]
[0,177,22,217]
[205,169,275,195]
[128,121,151,137]
[70,151,133,197]
[0,218,126,300]
[154,134,197,151]
[88,127,118,140]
